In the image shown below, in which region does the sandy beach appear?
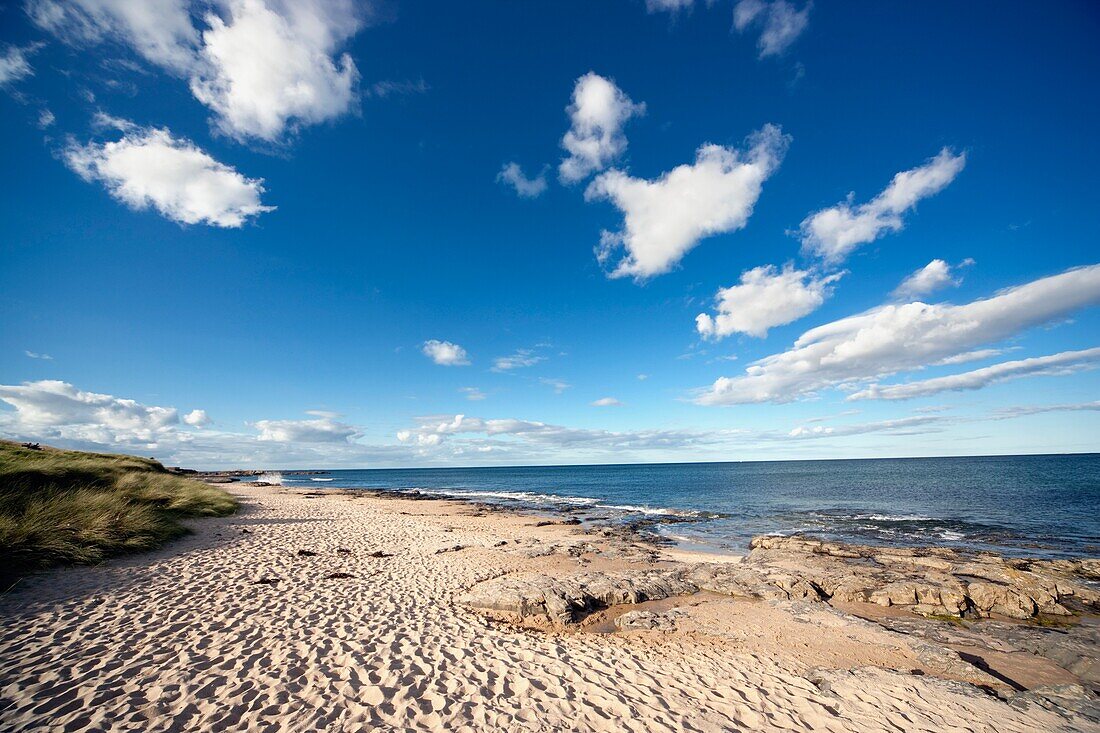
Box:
[1,484,1097,732]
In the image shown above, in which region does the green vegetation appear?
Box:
[0,441,236,583]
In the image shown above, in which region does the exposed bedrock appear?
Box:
[458,535,1099,627]
[745,535,1100,620]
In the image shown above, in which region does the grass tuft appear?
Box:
[0,441,237,583]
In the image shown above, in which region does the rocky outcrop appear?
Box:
[744,535,1100,620]
[458,570,697,626]
[460,535,1098,628]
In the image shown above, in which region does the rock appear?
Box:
[366,550,393,558]
[458,570,698,626]
[743,534,1098,621]
[434,544,466,555]
[296,549,319,557]
[325,572,355,579]
[614,609,687,632]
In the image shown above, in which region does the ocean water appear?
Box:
[259,455,1100,558]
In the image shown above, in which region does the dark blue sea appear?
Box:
[256,454,1100,558]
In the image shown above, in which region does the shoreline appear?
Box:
[1,484,1097,731]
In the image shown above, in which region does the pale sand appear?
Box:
[0,486,1091,732]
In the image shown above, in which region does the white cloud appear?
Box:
[539,377,571,394]
[849,348,1100,401]
[253,414,357,442]
[422,340,470,366]
[497,162,548,198]
[645,0,694,11]
[786,415,943,440]
[366,78,428,99]
[697,264,1100,405]
[459,387,486,401]
[892,258,970,300]
[492,349,545,372]
[182,408,211,426]
[30,0,365,143]
[27,0,198,72]
[592,397,623,407]
[637,373,649,380]
[37,109,56,128]
[24,350,53,360]
[0,380,178,444]
[0,43,39,85]
[587,124,789,280]
[696,264,843,339]
[64,123,274,227]
[190,0,362,142]
[800,149,966,264]
[992,401,1100,420]
[559,72,645,184]
[733,0,811,58]
[934,348,1009,366]
[396,413,731,455]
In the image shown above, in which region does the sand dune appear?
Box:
[0,487,1092,732]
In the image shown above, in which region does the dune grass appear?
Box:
[0,441,237,583]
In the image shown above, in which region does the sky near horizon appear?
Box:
[1,0,1099,469]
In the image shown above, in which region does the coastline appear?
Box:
[1,484,1096,732]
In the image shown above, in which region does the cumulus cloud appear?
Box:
[63,123,274,227]
[733,0,811,58]
[0,43,39,86]
[492,349,545,372]
[253,414,358,442]
[190,0,363,142]
[848,348,1100,401]
[497,162,548,198]
[0,379,178,445]
[30,0,365,142]
[697,264,1100,405]
[27,0,198,72]
[892,258,970,300]
[422,340,470,366]
[800,149,966,264]
[559,72,645,184]
[182,408,211,426]
[587,124,789,280]
[592,397,623,407]
[696,264,843,339]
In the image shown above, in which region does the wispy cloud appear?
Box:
[733,1,812,59]
[591,397,623,407]
[460,387,487,401]
[492,349,546,372]
[497,162,548,198]
[848,348,1100,401]
[24,350,53,360]
[800,149,966,264]
[539,377,571,394]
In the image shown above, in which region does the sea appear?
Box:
[252,454,1100,559]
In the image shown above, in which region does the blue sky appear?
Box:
[1,0,1098,468]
